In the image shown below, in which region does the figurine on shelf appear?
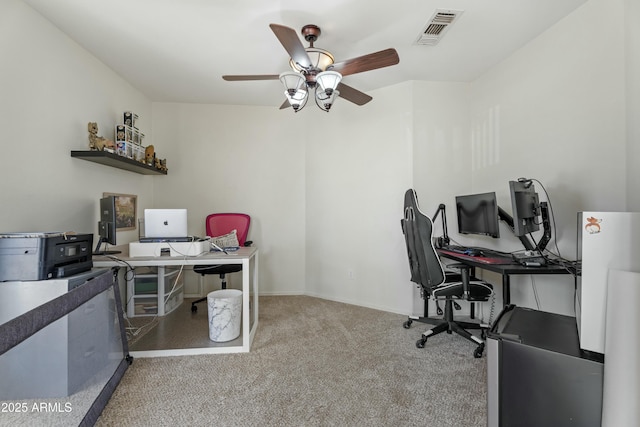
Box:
[145,145,155,166]
[88,122,115,152]
[155,158,168,171]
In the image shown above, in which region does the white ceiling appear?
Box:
[23,0,587,108]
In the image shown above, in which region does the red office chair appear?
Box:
[191,213,252,313]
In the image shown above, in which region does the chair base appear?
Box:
[190,296,207,312]
[405,297,488,358]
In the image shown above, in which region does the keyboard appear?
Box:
[439,245,514,264]
[441,245,483,256]
[139,236,202,243]
[442,245,472,254]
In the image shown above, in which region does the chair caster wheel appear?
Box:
[474,343,485,358]
[403,320,412,329]
[453,302,461,310]
[416,338,427,349]
[436,308,443,316]
[191,305,198,313]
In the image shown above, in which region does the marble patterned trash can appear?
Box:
[207,289,242,342]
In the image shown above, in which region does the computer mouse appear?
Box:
[465,249,483,257]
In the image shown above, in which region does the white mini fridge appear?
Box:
[576,211,640,355]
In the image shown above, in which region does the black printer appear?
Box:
[0,232,93,281]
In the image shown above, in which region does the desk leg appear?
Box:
[126,267,134,318]
[251,253,259,345]
[470,266,476,318]
[241,258,250,352]
[241,252,259,352]
[503,274,510,306]
[157,266,166,316]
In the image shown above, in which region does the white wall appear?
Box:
[464,0,627,315]
[304,82,414,313]
[150,93,414,314]
[150,103,307,297]
[626,0,640,210]
[0,0,154,246]
[411,80,473,315]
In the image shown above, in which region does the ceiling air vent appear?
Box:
[415,9,463,46]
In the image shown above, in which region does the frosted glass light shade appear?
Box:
[316,89,340,112]
[316,71,342,95]
[284,88,308,112]
[279,71,305,94]
[289,48,335,72]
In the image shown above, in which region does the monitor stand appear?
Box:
[93,239,121,256]
[498,205,551,253]
[93,250,121,256]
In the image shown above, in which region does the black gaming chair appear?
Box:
[401,189,493,358]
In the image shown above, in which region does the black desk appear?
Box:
[437,249,570,305]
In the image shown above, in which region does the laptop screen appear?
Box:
[144,209,188,238]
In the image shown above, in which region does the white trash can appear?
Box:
[207,289,242,342]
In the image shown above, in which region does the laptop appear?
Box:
[141,209,190,242]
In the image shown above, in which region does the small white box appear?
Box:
[132,145,145,162]
[116,141,133,158]
[129,240,210,257]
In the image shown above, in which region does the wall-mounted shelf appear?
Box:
[70,150,167,175]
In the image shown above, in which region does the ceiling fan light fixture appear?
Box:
[284,88,308,112]
[279,71,305,94]
[316,71,342,96]
[316,89,340,112]
[289,47,335,73]
[224,24,399,113]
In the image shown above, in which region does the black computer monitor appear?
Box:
[509,180,541,237]
[455,192,500,238]
[94,195,120,255]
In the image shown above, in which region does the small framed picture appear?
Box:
[103,193,137,230]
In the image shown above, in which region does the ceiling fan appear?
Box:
[222,24,400,112]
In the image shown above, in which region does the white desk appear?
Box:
[93,246,258,358]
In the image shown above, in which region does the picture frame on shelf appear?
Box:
[103,193,137,230]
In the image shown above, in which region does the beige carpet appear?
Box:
[96,295,487,426]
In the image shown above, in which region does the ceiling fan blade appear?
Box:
[269,24,312,69]
[222,74,280,81]
[337,83,372,106]
[279,99,291,110]
[330,48,399,77]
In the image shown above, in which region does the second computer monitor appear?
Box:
[509,180,541,237]
[455,192,500,238]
